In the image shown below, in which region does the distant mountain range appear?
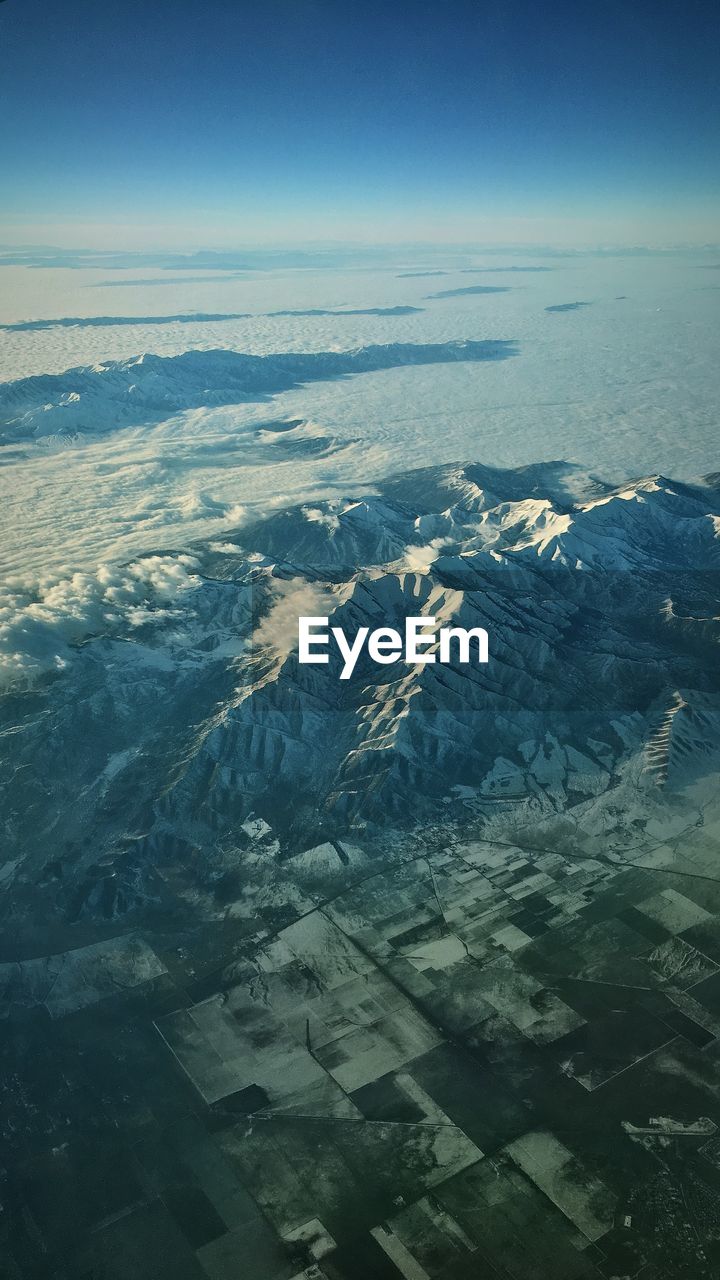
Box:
[0,341,516,444]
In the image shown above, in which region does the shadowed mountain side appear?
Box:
[0,306,423,332]
[86,275,250,287]
[0,339,518,442]
[400,267,552,280]
[3,462,720,899]
[426,286,512,298]
[545,301,592,312]
[117,472,720,843]
[267,305,422,317]
[1,313,255,332]
[460,266,554,273]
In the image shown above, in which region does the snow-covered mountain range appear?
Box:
[2,460,718,938]
[0,340,515,443]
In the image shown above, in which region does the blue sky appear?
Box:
[1,0,719,247]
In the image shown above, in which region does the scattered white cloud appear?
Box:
[399,538,453,571]
[301,505,341,531]
[0,555,200,689]
[254,579,338,661]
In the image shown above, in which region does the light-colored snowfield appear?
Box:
[0,250,718,686]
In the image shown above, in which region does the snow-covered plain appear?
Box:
[0,249,718,685]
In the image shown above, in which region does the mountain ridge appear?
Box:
[1,460,718,940]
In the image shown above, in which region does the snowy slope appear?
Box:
[2,461,719,930]
[0,341,515,443]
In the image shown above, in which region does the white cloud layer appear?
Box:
[1,253,719,688]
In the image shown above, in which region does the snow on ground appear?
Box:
[0,250,718,589]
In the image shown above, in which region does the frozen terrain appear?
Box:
[3,457,720,1280]
[1,249,719,588]
[3,458,720,906]
[2,248,720,1280]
